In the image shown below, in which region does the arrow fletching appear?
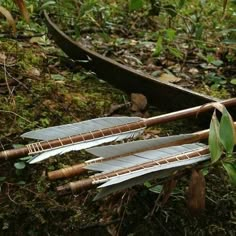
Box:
[85,142,207,173]
[27,117,145,163]
[48,131,209,180]
[56,142,210,199]
[22,117,142,140]
[1,97,236,162]
[93,143,210,200]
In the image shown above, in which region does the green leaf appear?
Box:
[200,0,206,7]
[165,29,176,41]
[211,60,223,67]
[0,176,6,182]
[195,23,204,40]
[20,156,32,161]
[14,162,26,170]
[208,111,223,163]
[219,107,236,155]
[149,184,163,194]
[222,39,236,45]
[144,181,152,188]
[153,36,163,56]
[129,0,144,11]
[178,0,185,9]
[230,79,236,85]
[200,168,209,176]
[13,144,24,149]
[223,162,236,186]
[168,46,183,59]
[51,74,66,80]
[40,1,56,10]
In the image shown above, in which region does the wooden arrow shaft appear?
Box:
[1,97,236,161]
[48,129,209,180]
[0,120,145,160]
[145,98,236,126]
[56,147,210,194]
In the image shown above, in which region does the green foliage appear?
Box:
[204,73,226,90]
[40,1,56,10]
[129,0,144,11]
[14,162,26,170]
[208,111,223,163]
[153,29,183,59]
[208,105,236,186]
[223,162,236,186]
[0,0,236,234]
[178,0,185,9]
[219,107,236,155]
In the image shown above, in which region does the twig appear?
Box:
[5,69,30,92]
[3,54,15,106]
[0,109,40,127]
[78,219,121,230]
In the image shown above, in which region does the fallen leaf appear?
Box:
[161,178,177,205]
[131,93,147,112]
[189,68,199,75]
[106,102,130,116]
[0,53,7,62]
[186,169,205,216]
[158,73,182,83]
[27,67,41,77]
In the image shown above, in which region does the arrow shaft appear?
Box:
[0,120,145,160]
[1,97,236,161]
[48,129,209,180]
[145,98,236,126]
[56,147,210,194]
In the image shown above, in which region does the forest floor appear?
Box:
[0,2,236,235]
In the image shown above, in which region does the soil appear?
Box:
[0,3,235,235]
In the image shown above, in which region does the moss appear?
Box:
[194,86,231,99]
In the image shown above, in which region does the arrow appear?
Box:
[56,143,210,199]
[0,98,236,163]
[48,128,209,180]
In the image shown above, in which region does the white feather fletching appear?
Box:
[94,153,210,200]
[29,127,145,164]
[99,154,209,187]
[86,133,195,159]
[22,117,142,141]
[90,143,210,200]
[87,143,207,173]
[94,167,183,200]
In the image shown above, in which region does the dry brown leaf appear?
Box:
[197,102,225,117]
[188,68,199,75]
[14,0,30,23]
[27,67,41,77]
[158,73,182,83]
[186,169,205,216]
[131,93,147,112]
[0,53,7,63]
[161,178,177,206]
[0,6,16,34]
